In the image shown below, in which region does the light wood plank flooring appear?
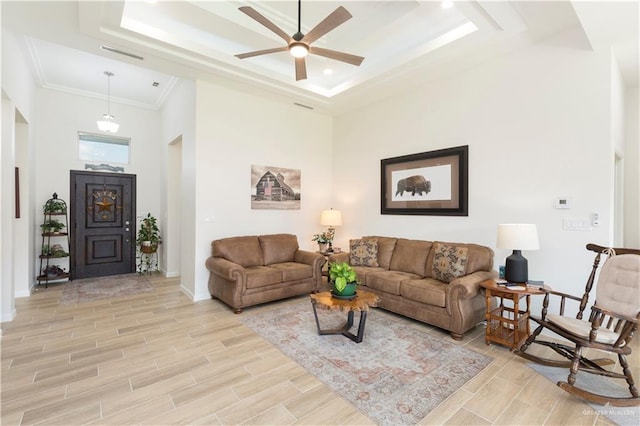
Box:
[0,275,633,425]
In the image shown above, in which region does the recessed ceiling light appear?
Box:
[441,1,454,9]
[323,68,334,76]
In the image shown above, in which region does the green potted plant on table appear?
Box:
[328,261,358,298]
[312,231,332,253]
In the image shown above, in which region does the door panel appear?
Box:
[70,171,136,278]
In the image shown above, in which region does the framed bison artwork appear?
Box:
[381,145,468,216]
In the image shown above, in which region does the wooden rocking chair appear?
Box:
[515,243,640,407]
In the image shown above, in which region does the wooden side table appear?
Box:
[317,251,330,276]
[316,250,343,276]
[479,280,549,350]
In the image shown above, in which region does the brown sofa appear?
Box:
[205,233,324,313]
[328,236,496,339]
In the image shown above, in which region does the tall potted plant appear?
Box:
[137,213,161,254]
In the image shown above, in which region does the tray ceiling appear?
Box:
[2,1,637,114]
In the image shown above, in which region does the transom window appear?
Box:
[78,132,130,164]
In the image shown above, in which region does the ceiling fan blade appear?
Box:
[295,57,307,81]
[239,6,291,43]
[302,6,352,45]
[309,46,364,66]
[235,46,289,59]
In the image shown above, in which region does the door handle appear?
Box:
[125,228,130,232]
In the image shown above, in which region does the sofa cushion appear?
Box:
[212,236,263,267]
[349,239,379,267]
[350,266,386,286]
[401,278,448,307]
[389,239,432,277]
[268,262,313,282]
[364,236,397,269]
[426,241,494,278]
[259,234,299,265]
[245,266,282,289]
[367,270,422,295]
[432,243,469,283]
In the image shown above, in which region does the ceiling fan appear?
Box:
[235,0,365,81]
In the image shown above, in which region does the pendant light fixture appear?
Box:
[97,71,119,133]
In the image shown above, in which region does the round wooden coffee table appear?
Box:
[309,290,380,343]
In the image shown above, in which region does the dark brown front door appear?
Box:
[70,171,136,279]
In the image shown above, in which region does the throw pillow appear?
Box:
[350,239,379,267]
[432,243,468,283]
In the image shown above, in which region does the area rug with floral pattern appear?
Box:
[240,300,492,425]
[59,273,154,305]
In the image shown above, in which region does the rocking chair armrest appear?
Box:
[589,305,639,346]
[546,289,583,303]
[590,305,640,325]
[541,290,583,317]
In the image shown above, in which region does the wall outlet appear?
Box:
[591,212,600,227]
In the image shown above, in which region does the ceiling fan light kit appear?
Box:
[289,42,309,58]
[236,0,364,81]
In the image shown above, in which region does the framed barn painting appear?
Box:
[251,165,301,210]
[381,145,468,216]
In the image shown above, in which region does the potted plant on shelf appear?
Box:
[42,265,65,278]
[41,244,52,257]
[137,213,161,254]
[40,219,65,234]
[43,199,66,214]
[328,261,358,298]
[312,231,332,253]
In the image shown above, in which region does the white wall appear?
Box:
[625,88,640,248]
[191,80,333,300]
[14,114,33,298]
[34,90,162,212]
[161,79,196,295]
[1,28,36,322]
[610,52,626,245]
[333,41,615,311]
[32,89,163,282]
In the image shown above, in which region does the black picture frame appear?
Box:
[381,145,468,216]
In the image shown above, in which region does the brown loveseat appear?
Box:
[328,236,496,339]
[205,233,324,313]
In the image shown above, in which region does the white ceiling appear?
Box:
[2,1,638,115]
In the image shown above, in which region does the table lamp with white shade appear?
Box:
[497,224,539,283]
[320,209,342,253]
